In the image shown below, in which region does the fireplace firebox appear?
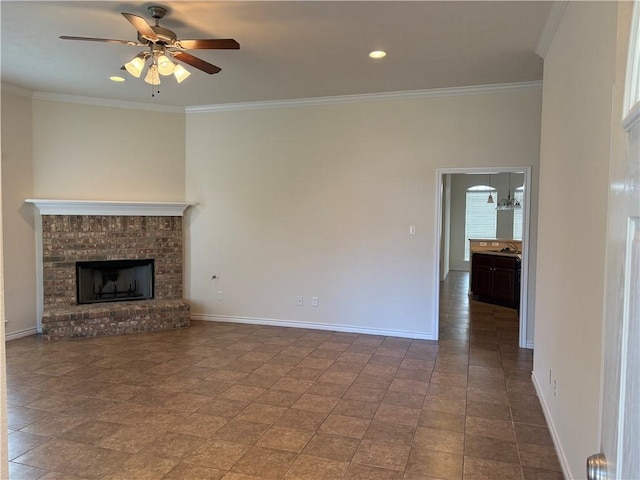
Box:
[76,259,154,305]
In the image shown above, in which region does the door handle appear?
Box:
[587,452,607,480]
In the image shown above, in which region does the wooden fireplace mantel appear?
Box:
[25,199,195,217]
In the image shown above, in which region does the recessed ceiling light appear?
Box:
[369,50,387,59]
[110,76,126,82]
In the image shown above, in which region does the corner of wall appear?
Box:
[1,90,38,338]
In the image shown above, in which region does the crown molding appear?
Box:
[24,199,195,217]
[1,83,33,98]
[185,81,543,114]
[31,91,184,113]
[4,81,543,114]
[535,1,569,59]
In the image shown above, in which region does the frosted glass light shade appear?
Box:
[124,56,145,78]
[173,64,191,83]
[144,65,161,85]
[157,55,175,76]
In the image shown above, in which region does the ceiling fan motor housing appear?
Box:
[138,6,176,44]
[148,6,167,20]
[141,25,177,45]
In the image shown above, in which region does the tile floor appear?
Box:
[6,271,564,479]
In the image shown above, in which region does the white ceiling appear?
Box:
[1,1,551,108]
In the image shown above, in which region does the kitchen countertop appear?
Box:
[468,238,521,243]
[473,250,522,259]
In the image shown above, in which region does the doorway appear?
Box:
[435,166,533,348]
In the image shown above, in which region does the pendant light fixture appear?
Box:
[487,174,494,204]
[496,173,522,210]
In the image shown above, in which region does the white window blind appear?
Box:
[513,186,524,240]
[465,186,497,261]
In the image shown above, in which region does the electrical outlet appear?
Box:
[480,242,487,246]
[296,295,304,306]
[492,242,500,247]
[217,291,223,301]
[553,379,558,397]
[312,296,319,307]
[409,225,416,236]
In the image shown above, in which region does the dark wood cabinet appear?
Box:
[471,253,521,309]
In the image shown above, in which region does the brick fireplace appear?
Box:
[27,200,193,340]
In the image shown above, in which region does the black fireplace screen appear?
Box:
[76,259,154,304]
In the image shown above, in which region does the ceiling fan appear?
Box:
[60,5,239,85]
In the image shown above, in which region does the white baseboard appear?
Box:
[5,327,38,341]
[525,341,535,349]
[190,313,436,340]
[531,372,572,479]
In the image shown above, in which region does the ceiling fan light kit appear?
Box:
[60,4,239,92]
[124,55,145,78]
[173,64,191,83]
[144,64,161,85]
[157,54,175,75]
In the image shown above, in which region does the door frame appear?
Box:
[434,165,533,348]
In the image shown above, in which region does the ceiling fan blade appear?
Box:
[171,51,221,74]
[60,35,143,46]
[121,12,158,42]
[177,39,239,50]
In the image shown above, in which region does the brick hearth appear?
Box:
[41,215,189,340]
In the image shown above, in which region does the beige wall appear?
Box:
[534,1,617,477]
[32,100,186,201]
[185,88,542,338]
[1,91,37,337]
[0,99,11,475]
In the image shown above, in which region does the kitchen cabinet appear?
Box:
[471,253,521,309]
